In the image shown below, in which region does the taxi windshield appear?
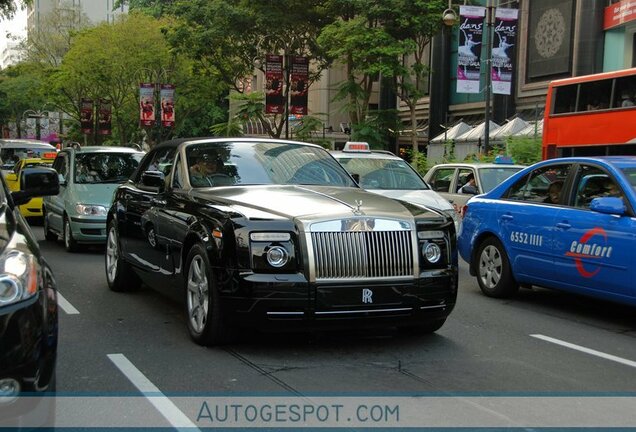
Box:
[337,157,428,190]
[478,167,524,192]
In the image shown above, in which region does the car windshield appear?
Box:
[185,141,356,187]
[336,156,429,190]
[478,167,524,192]
[74,152,143,184]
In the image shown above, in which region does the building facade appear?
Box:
[27,0,127,34]
[400,0,621,163]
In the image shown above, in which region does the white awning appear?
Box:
[429,122,472,144]
[454,120,500,142]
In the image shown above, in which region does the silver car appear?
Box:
[424,161,525,213]
[332,143,460,232]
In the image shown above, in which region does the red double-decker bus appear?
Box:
[542,68,636,159]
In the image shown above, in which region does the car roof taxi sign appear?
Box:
[343,142,371,152]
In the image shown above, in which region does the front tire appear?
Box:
[185,243,229,346]
[105,220,140,292]
[43,210,57,242]
[63,216,80,252]
[475,237,518,298]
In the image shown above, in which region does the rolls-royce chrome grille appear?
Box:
[311,231,414,280]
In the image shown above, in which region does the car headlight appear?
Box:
[0,250,38,306]
[75,204,108,216]
[266,246,289,267]
[422,241,442,264]
[250,232,295,272]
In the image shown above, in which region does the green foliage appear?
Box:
[402,148,428,177]
[506,136,542,165]
[0,62,48,135]
[210,118,244,137]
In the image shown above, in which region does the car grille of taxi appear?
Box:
[311,231,414,280]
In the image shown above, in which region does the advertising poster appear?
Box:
[25,117,36,139]
[80,98,93,134]
[457,5,486,94]
[160,84,175,128]
[139,83,156,127]
[265,55,284,114]
[492,8,518,95]
[289,56,309,115]
[98,98,112,135]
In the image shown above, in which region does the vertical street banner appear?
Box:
[139,83,155,127]
[492,8,518,95]
[289,56,309,115]
[160,84,176,128]
[97,98,112,135]
[80,98,94,134]
[265,54,284,114]
[25,117,36,139]
[48,112,60,141]
[457,5,486,94]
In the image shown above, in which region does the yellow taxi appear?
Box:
[5,153,57,218]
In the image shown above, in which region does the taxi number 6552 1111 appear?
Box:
[510,231,543,246]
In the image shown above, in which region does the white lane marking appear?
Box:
[107,353,200,430]
[56,292,80,315]
[531,334,636,368]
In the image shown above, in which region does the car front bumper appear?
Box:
[69,216,107,243]
[220,268,458,330]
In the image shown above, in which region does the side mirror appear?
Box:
[12,167,60,206]
[141,170,165,192]
[5,173,17,182]
[590,197,625,215]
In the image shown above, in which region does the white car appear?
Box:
[423,160,525,213]
[332,142,460,232]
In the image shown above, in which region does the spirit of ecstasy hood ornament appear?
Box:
[352,200,363,215]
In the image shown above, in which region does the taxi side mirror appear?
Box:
[12,167,60,206]
[5,173,17,182]
[590,197,625,216]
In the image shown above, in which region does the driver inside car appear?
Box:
[189,153,228,187]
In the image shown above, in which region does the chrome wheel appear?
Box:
[479,245,502,289]
[106,226,118,283]
[187,255,209,334]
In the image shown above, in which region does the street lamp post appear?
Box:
[483,0,496,154]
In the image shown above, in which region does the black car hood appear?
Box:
[191,185,445,224]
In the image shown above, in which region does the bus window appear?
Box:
[578,79,612,111]
[614,76,636,108]
[553,84,578,114]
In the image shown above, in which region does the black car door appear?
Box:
[120,147,176,279]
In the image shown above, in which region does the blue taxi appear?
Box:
[458,156,636,305]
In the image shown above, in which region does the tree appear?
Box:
[54,13,176,145]
[0,0,30,20]
[20,1,91,67]
[318,1,393,127]
[143,0,330,138]
[0,62,47,137]
[376,0,447,170]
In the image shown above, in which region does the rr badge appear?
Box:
[362,288,373,304]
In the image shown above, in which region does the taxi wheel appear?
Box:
[185,243,230,346]
[63,216,80,252]
[476,237,518,298]
[43,210,57,242]
[105,221,141,292]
